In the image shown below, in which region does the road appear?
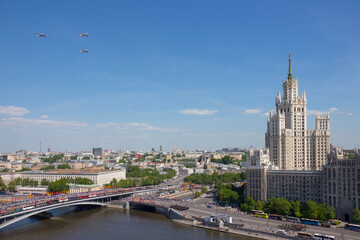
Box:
[180,193,360,240]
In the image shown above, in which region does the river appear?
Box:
[0,206,249,240]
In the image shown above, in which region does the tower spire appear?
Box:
[288,52,293,80]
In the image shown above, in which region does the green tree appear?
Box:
[317,203,328,221]
[254,200,264,211]
[195,191,202,198]
[201,186,208,193]
[82,156,90,160]
[352,209,360,224]
[41,178,51,186]
[217,187,239,204]
[40,165,56,170]
[57,164,71,169]
[264,197,276,213]
[21,178,38,187]
[71,156,77,160]
[324,205,336,221]
[7,183,16,192]
[274,198,291,216]
[221,155,234,164]
[0,177,7,191]
[9,177,22,186]
[48,178,70,193]
[110,178,117,187]
[74,177,94,185]
[240,197,256,212]
[42,154,64,164]
[16,167,32,172]
[291,201,302,218]
[304,200,319,219]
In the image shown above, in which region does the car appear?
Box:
[277,229,287,235]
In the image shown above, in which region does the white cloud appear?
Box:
[307,110,326,115]
[307,107,351,116]
[0,117,88,129]
[95,122,118,128]
[263,112,270,117]
[244,108,262,114]
[0,105,29,116]
[40,115,49,119]
[179,109,218,115]
[95,122,180,133]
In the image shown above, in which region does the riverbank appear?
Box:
[169,214,292,240]
[108,201,291,240]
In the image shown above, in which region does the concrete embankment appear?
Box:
[167,207,293,240]
[170,213,293,240]
[108,202,292,240]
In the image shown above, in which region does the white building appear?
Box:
[246,148,270,167]
[265,54,330,170]
[20,169,126,186]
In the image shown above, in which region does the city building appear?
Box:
[92,148,103,157]
[0,172,21,184]
[20,169,126,186]
[246,148,270,167]
[265,54,330,171]
[246,55,351,217]
[322,153,360,222]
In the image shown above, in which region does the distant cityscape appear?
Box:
[1,56,360,237]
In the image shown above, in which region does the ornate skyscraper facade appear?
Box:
[265,54,330,170]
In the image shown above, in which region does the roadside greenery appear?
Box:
[41,178,51,186]
[107,178,137,188]
[184,171,245,185]
[0,177,6,191]
[201,186,208,193]
[240,197,336,222]
[65,177,94,185]
[352,209,360,224]
[48,178,70,193]
[3,177,39,190]
[216,184,239,204]
[194,191,202,198]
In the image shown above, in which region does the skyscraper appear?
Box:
[92,147,102,157]
[265,54,330,170]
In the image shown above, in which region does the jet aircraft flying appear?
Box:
[34,33,46,38]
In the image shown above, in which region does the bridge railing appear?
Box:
[0,188,155,219]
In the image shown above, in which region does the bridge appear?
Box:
[0,188,154,230]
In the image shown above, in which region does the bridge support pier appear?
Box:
[125,201,130,210]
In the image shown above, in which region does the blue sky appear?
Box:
[0,0,359,152]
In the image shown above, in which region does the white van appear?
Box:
[277,229,287,235]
